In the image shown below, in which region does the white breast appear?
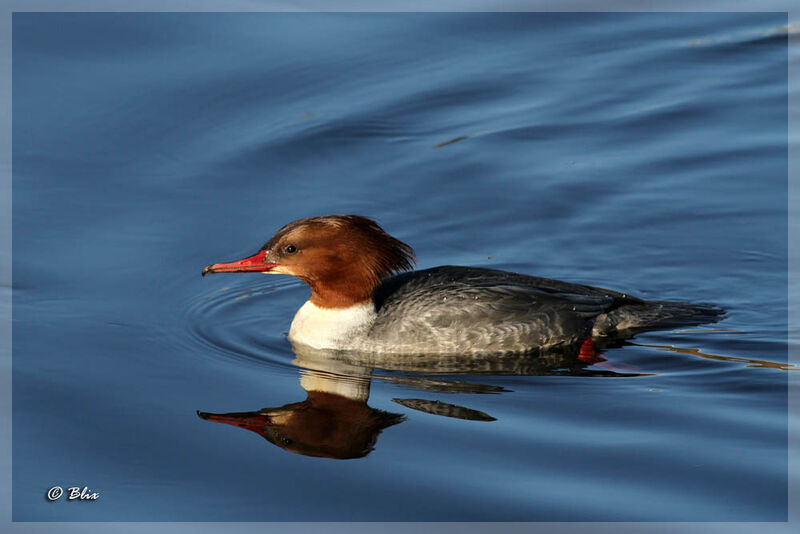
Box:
[288,300,376,350]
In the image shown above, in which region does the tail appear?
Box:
[593,300,725,337]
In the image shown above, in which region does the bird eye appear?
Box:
[285,244,297,254]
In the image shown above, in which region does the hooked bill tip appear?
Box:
[201,265,214,277]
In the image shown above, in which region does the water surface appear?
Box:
[12,12,791,521]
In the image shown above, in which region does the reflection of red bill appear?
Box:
[196,410,273,434]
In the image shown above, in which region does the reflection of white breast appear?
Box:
[288,300,376,350]
[298,370,371,400]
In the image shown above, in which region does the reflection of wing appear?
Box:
[370,266,635,352]
[291,339,652,377]
[392,398,496,422]
[382,376,510,394]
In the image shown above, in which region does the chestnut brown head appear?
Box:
[202,215,416,308]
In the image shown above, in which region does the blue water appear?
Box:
[12,12,791,521]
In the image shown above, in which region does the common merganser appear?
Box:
[201,215,723,355]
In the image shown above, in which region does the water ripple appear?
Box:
[183,276,304,372]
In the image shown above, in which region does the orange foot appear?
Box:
[578,337,607,364]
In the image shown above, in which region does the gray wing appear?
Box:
[369,266,629,353]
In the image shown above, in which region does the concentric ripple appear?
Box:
[184,276,307,372]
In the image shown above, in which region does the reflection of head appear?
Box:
[198,391,405,459]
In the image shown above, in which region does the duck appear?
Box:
[201,215,723,355]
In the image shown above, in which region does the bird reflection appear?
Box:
[198,392,404,460]
[197,340,640,459]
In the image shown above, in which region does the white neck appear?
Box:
[288,300,376,350]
